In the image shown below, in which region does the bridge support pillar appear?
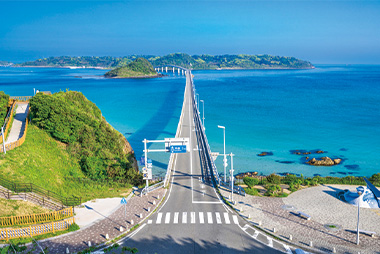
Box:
[165,67,168,72]
[178,68,180,74]
[161,67,164,72]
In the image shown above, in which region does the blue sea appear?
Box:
[1,65,379,178]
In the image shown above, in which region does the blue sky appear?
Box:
[1,0,380,64]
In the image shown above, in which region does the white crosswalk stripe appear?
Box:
[215,212,222,224]
[174,212,179,224]
[232,215,239,224]
[165,212,171,224]
[153,212,238,225]
[191,212,196,223]
[207,212,213,224]
[224,213,230,224]
[156,213,163,224]
[199,212,204,224]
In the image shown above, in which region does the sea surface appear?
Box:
[1,65,379,178]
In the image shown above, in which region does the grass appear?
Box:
[0,125,132,202]
[0,199,49,217]
[0,223,80,245]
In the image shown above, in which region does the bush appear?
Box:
[244,187,259,196]
[29,91,141,184]
[243,177,259,188]
[266,173,282,184]
[265,184,282,197]
[0,91,10,127]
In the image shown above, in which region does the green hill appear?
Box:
[17,53,314,70]
[104,57,158,78]
[0,91,10,127]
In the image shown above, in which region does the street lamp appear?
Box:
[356,188,363,245]
[200,100,205,129]
[218,125,227,182]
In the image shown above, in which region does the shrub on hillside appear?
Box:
[243,177,259,188]
[0,91,10,126]
[266,173,282,184]
[29,91,141,184]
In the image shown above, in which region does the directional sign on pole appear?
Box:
[170,145,187,153]
[121,197,127,218]
[142,167,148,180]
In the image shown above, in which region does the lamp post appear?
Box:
[218,125,227,182]
[200,100,205,129]
[356,189,363,245]
[230,153,234,202]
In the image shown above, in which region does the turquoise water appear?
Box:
[1,65,379,178]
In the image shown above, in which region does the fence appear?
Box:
[0,100,15,144]
[0,207,73,227]
[9,96,32,102]
[0,217,75,241]
[0,176,81,207]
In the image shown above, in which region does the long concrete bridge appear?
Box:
[117,68,292,253]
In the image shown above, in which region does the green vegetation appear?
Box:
[0,91,10,127]
[0,124,133,201]
[0,61,12,67]
[29,91,140,183]
[17,53,314,69]
[0,199,49,218]
[105,58,157,78]
[240,173,380,197]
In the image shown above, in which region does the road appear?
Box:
[118,72,289,253]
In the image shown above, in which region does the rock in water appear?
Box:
[307,156,341,166]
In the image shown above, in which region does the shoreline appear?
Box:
[104,73,164,79]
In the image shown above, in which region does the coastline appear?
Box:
[104,73,164,79]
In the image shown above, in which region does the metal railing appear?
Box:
[188,71,245,196]
[0,176,81,207]
[9,96,33,102]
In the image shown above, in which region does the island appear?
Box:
[15,53,314,70]
[104,57,161,78]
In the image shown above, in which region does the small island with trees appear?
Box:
[104,58,160,78]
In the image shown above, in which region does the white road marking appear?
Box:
[173,212,179,224]
[232,215,239,224]
[253,231,259,239]
[165,212,171,224]
[284,245,292,254]
[147,220,152,224]
[199,212,204,224]
[182,212,187,224]
[192,201,222,204]
[215,212,222,224]
[156,213,163,224]
[207,212,213,224]
[267,237,273,247]
[191,212,195,223]
[224,213,230,224]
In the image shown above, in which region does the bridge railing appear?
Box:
[188,72,245,196]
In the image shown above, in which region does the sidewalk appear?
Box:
[5,102,29,144]
[221,185,380,254]
[35,188,166,253]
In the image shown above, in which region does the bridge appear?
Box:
[154,65,189,76]
[117,68,292,253]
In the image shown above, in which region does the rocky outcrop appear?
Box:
[235,171,258,179]
[307,157,341,166]
[257,151,273,156]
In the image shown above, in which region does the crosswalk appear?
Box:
[147,212,239,225]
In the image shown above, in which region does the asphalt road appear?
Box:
[118,72,289,254]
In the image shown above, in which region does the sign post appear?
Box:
[120,197,127,218]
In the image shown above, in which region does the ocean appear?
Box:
[1,65,379,178]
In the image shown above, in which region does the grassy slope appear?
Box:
[0,199,49,217]
[0,125,131,202]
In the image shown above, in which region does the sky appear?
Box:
[1,0,380,64]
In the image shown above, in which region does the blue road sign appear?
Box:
[120,197,127,204]
[170,145,187,153]
[140,157,145,166]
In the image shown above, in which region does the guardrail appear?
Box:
[188,71,245,196]
[0,207,73,227]
[0,176,81,207]
[0,217,75,241]
[9,96,33,102]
